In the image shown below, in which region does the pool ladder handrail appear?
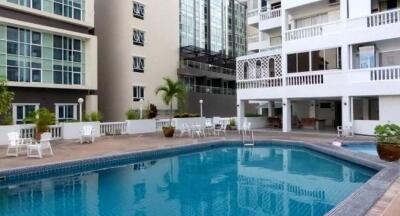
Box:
[241,130,255,147]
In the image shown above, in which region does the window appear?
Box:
[353,97,379,120]
[243,62,248,79]
[312,48,342,71]
[287,52,309,73]
[133,2,145,19]
[55,104,77,122]
[295,13,328,29]
[256,60,262,78]
[12,104,39,124]
[133,30,145,46]
[54,0,84,20]
[269,58,275,77]
[133,56,145,73]
[53,35,82,85]
[7,0,41,10]
[6,26,42,83]
[133,86,144,101]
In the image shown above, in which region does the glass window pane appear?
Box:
[7,67,18,81]
[325,48,339,70]
[7,27,18,41]
[297,52,310,72]
[32,69,41,82]
[287,54,297,73]
[312,50,324,71]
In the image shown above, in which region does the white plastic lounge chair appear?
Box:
[27,132,53,158]
[337,125,354,137]
[81,125,95,144]
[180,123,192,137]
[205,119,215,136]
[6,132,27,157]
[215,122,227,136]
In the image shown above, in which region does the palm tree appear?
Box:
[155,78,186,126]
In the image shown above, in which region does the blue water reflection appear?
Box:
[0,146,376,216]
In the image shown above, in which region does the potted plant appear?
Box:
[126,109,140,120]
[156,78,186,138]
[227,118,237,130]
[374,124,400,162]
[27,108,55,141]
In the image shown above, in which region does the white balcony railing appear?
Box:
[247,9,259,18]
[260,8,281,20]
[285,21,341,41]
[247,35,259,43]
[19,125,63,140]
[286,73,324,86]
[367,8,400,27]
[237,78,283,89]
[370,66,400,81]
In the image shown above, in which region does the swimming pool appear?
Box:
[0,144,377,216]
[343,143,378,156]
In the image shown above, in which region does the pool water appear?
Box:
[0,145,376,216]
[344,144,378,156]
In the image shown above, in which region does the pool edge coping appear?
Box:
[0,138,398,216]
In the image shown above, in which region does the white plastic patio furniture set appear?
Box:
[6,125,96,159]
[179,120,252,138]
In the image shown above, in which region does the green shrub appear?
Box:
[26,108,55,133]
[126,109,140,120]
[174,113,200,118]
[1,113,13,125]
[375,124,400,145]
[84,112,104,122]
[245,113,262,117]
[229,118,236,127]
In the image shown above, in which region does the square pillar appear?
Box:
[282,98,292,132]
[268,101,275,117]
[237,100,246,130]
[309,100,316,118]
[342,96,353,127]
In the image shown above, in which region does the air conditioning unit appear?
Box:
[328,0,339,6]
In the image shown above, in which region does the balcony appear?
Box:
[285,21,342,41]
[259,8,282,30]
[186,85,236,96]
[178,60,236,81]
[247,9,259,26]
[247,35,260,51]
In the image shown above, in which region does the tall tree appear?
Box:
[0,77,14,124]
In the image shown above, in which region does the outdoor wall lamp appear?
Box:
[78,98,84,122]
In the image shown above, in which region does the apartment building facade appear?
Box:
[179,0,247,117]
[237,0,400,135]
[0,0,98,124]
[95,0,180,121]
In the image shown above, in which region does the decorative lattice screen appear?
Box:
[237,54,282,80]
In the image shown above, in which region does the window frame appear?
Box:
[133,1,145,19]
[133,29,145,46]
[55,103,77,122]
[12,103,40,125]
[133,56,145,73]
[133,86,145,102]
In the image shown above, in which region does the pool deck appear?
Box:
[0,130,399,216]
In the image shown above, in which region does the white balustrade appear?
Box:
[247,35,259,43]
[367,8,400,27]
[285,21,341,41]
[286,73,324,86]
[247,9,258,18]
[156,119,175,130]
[370,66,400,81]
[100,122,127,135]
[260,8,281,20]
[237,78,283,89]
[19,125,62,140]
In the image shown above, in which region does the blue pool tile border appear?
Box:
[0,139,398,216]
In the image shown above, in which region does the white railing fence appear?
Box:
[19,125,62,140]
[247,35,259,43]
[286,73,324,86]
[237,78,283,89]
[370,66,400,81]
[100,122,127,136]
[260,8,281,20]
[285,25,323,41]
[156,119,175,131]
[247,9,258,18]
[367,8,400,27]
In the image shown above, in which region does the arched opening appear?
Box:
[243,62,248,80]
[256,60,262,79]
[269,58,275,77]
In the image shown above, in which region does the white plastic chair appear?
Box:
[242,122,252,135]
[215,122,227,136]
[180,123,192,137]
[6,132,27,157]
[27,132,53,158]
[81,125,95,144]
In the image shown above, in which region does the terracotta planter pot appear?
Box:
[377,143,400,162]
[162,127,175,138]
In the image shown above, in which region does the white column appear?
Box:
[309,100,316,118]
[362,99,369,120]
[340,0,348,20]
[268,101,275,117]
[341,44,350,73]
[237,100,246,130]
[342,96,352,127]
[282,98,292,132]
